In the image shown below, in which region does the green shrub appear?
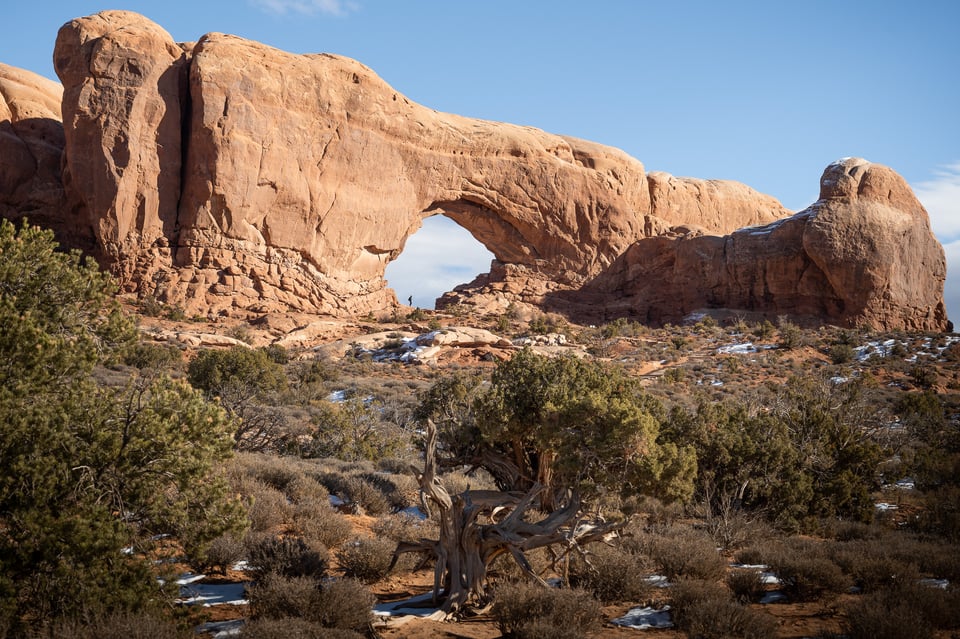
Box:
[338,537,395,583]
[199,533,246,574]
[768,555,849,601]
[492,582,600,639]
[726,568,767,603]
[569,545,649,604]
[681,597,778,639]
[312,579,375,633]
[124,342,182,371]
[246,535,329,581]
[646,529,726,580]
[248,574,321,620]
[294,502,352,549]
[247,484,295,532]
[829,343,855,364]
[669,579,730,615]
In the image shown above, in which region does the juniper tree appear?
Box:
[0,220,243,630]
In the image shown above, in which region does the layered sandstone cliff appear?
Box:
[0,10,947,331]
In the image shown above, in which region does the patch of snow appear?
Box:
[644,574,672,588]
[718,342,757,354]
[399,506,427,520]
[920,578,950,590]
[196,619,244,637]
[875,502,899,511]
[329,494,346,507]
[231,560,252,572]
[895,478,916,490]
[374,592,447,625]
[760,590,788,604]
[327,390,348,403]
[178,581,248,606]
[830,376,849,385]
[612,605,673,629]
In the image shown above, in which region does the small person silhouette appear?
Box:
[408,295,413,306]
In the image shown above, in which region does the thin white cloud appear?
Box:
[384,215,494,309]
[915,162,960,241]
[250,0,359,17]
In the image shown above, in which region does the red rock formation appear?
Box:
[0,11,946,331]
[50,11,787,318]
[575,158,947,330]
[0,63,67,237]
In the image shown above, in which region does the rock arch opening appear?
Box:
[384,214,495,309]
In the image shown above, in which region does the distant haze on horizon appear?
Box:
[3,1,957,321]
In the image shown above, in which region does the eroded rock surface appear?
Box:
[575,159,947,330]
[50,11,787,318]
[0,11,946,331]
[0,63,67,236]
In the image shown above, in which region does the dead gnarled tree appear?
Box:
[389,420,627,615]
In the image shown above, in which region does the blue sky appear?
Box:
[3,1,958,318]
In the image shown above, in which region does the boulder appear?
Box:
[576,158,947,331]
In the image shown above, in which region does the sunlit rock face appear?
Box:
[0,11,943,330]
[0,63,68,240]
[48,10,786,318]
[575,158,947,331]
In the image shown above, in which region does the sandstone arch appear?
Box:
[0,10,941,330]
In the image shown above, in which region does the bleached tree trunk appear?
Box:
[393,420,628,616]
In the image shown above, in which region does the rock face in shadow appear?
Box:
[0,11,946,330]
[49,11,786,318]
[574,158,947,330]
[0,63,68,238]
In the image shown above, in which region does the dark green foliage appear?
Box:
[423,349,695,511]
[829,343,855,364]
[124,342,182,372]
[187,345,287,398]
[669,374,884,528]
[0,220,243,631]
[492,582,600,639]
[777,317,804,349]
[187,345,289,451]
